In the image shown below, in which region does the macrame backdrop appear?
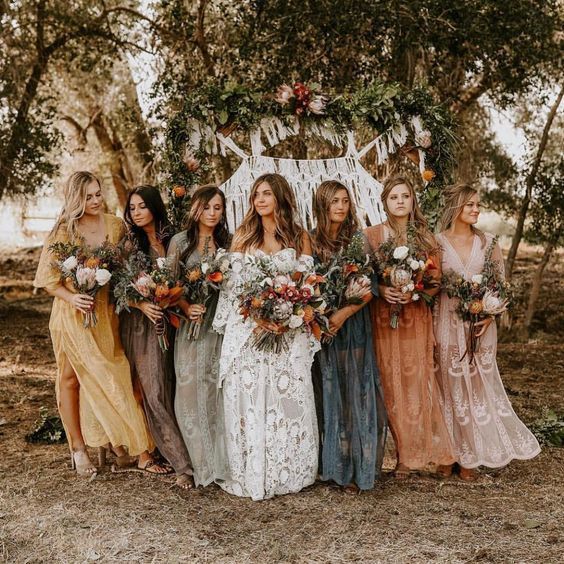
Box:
[206,116,429,231]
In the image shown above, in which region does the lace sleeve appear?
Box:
[212,252,244,334]
[166,232,186,280]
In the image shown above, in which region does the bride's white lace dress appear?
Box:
[213,248,320,500]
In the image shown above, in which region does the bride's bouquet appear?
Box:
[375,233,439,329]
[442,236,510,362]
[114,249,184,351]
[238,255,329,354]
[49,240,119,328]
[182,242,230,339]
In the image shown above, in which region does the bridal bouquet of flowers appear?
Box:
[49,240,120,328]
[182,243,230,339]
[317,232,374,312]
[114,249,184,351]
[375,235,439,329]
[238,255,329,353]
[442,237,510,362]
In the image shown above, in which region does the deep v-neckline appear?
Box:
[78,214,108,247]
[442,233,478,271]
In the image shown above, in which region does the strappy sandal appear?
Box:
[393,464,411,479]
[175,473,195,490]
[70,448,97,478]
[137,458,173,475]
[98,445,137,471]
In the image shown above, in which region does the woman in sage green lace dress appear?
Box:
[167,185,230,487]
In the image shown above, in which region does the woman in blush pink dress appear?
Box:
[434,183,540,481]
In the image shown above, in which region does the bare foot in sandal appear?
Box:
[176,474,195,490]
[393,463,411,479]
[138,454,172,475]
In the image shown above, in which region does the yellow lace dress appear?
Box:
[33,214,153,455]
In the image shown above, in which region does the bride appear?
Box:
[213,173,319,500]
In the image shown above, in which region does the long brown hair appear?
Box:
[312,180,359,263]
[438,183,486,247]
[181,184,230,261]
[382,175,436,252]
[124,185,172,254]
[232,173,305,255]
[50,171,101,240]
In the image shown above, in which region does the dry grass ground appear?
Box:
[0,248,562,563]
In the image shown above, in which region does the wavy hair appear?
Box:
[50,171,101,241]
[181,184,230,261]
[124,185,173,254]
[382,175,436,253]
[437,183,486,247]
[232,173,305,255]
[312,180,359,263]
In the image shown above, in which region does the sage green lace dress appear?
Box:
[167,232,226,486]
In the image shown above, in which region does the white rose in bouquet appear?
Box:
[201,261,210,274]
[76,266,97,290]
[62,256,78,271]
[272,300,293,321]
[412,293,420,301]
[471,274,484,285]
[393,246,410,260]
[156,257,167,270]
[94,268,112,286]
[409,259,420,271]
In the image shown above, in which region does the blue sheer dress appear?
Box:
[313,240,387,490]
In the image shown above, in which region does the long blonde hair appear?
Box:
[50,171,101,240]
[312,180,359,263]
[382,175,436,252]
[232,173,305,255]
[438,183,486,247]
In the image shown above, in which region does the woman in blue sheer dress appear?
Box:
[311,180,387,493]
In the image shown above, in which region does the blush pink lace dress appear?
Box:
[434,232,540,468]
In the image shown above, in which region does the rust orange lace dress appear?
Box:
[365,224,455,470]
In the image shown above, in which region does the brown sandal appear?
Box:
[138,458,173,475]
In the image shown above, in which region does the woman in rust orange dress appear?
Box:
[364,175,454,478]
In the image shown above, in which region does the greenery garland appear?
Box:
[164,80,458,229]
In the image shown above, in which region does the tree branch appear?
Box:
[506,85,564,279]
[193,0,215,77]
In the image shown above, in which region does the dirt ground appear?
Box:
[0,247,562,563]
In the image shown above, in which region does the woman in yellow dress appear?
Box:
[34,171,154,476]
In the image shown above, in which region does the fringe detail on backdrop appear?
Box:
[210,116,430,230]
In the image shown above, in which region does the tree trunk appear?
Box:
[523,241,555,336]
[506,86,564,280]
[90,109,134,209]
